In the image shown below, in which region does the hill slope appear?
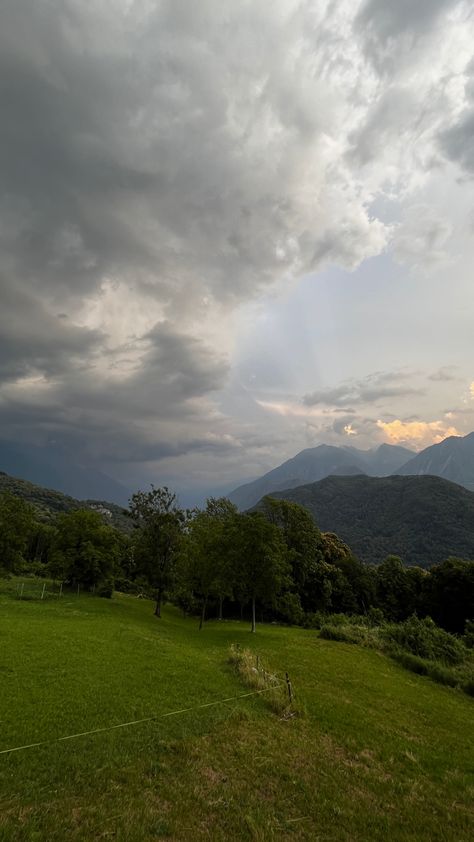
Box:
[0,589,472,841]
[269,474,474,566]
[229,443,413,510]
[395,431,474,491]
[0,470,132,533]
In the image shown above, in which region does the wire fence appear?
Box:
[0,680,289,758]
[2,579,95,601]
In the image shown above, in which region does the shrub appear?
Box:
[320,625,359,643]
[96,581,114,598]
[228,645,293,716]
[464,620,474,649]
[381,615,466,665]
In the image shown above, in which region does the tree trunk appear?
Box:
[218,596,223,621]
[154,592,162,618]
[251,596,256,633]
[199,596,207,631]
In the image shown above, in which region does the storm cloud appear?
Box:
[0,0,473,497]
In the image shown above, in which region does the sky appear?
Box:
[1,0,474,503]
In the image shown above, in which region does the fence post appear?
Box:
[41,582,46,600]
[285,672,293,705]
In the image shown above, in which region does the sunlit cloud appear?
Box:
[344,424,357,437]
[377,419,461,450]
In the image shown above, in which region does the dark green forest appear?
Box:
[271,474,474,566]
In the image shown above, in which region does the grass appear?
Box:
[0,579,473,841]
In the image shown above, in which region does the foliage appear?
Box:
[0,470,132,532]
[0,492,36,572]
[422,557,474,633]
[130,486,185,617]
[50,508,120,588]
[178,497,238,628]
[381,615,467,665]
[230,511,289,632]
[271,474,474,566]
[228,644,291,715]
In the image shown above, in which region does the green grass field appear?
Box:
[0,581,473,841]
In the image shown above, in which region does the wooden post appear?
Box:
[59,583,63,598]
[285,672,293,705]
[41,582,46,600]
[77,584,80,597]
[20,583,24,600]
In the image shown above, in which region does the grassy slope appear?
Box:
[0,584,473,841]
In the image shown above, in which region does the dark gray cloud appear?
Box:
[0,0,471,494]
[303,372,421,408]
[355,0,458,70]
[0,322,229,461]
[439,59,474,175]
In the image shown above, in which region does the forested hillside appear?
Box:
[270,474,474,567]
[0,471,131,533]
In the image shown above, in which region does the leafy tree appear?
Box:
[130,486,184,617]
[421,557,474,633]
[182,497,238,628]
[260,497,324,603]
[375,555,413,621]
[0,492,36,573]
[50,509,119,589]
[232,512,288,632]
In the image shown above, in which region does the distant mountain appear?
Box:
[267,474,474,567]
[0,470,132,533]
[394,432,474,491]
[228,443,413,510]
[0,440,131,506]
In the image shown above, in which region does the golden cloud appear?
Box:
[376,419,461,450]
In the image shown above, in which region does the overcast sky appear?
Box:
[1,0,474,502]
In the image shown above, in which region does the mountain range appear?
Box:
[229,433,474,510]
[269,474,474,567]
[228,442,413,509]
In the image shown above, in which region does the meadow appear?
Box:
[0,580,473,841]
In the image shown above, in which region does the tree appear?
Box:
[0,493,36,573]
[232,512,288,632]
[130,486,184,618]
[50,509,119,589]
[182,497,238,629]
[421,557,474,633]
[260,497,324,602]
[375,555,412,621]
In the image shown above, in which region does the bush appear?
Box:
[320,624,360,643]
[464,620,474,649]
[381,615,466,665]
[96,581,114,598]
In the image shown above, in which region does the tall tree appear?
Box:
[130,486,184,618]
[232,512,288,633]
[0,492,36,573]
[260,497,324,601]
[50,509,119,588]
[182,497,237,629]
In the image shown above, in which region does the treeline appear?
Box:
[1,488,473,636]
